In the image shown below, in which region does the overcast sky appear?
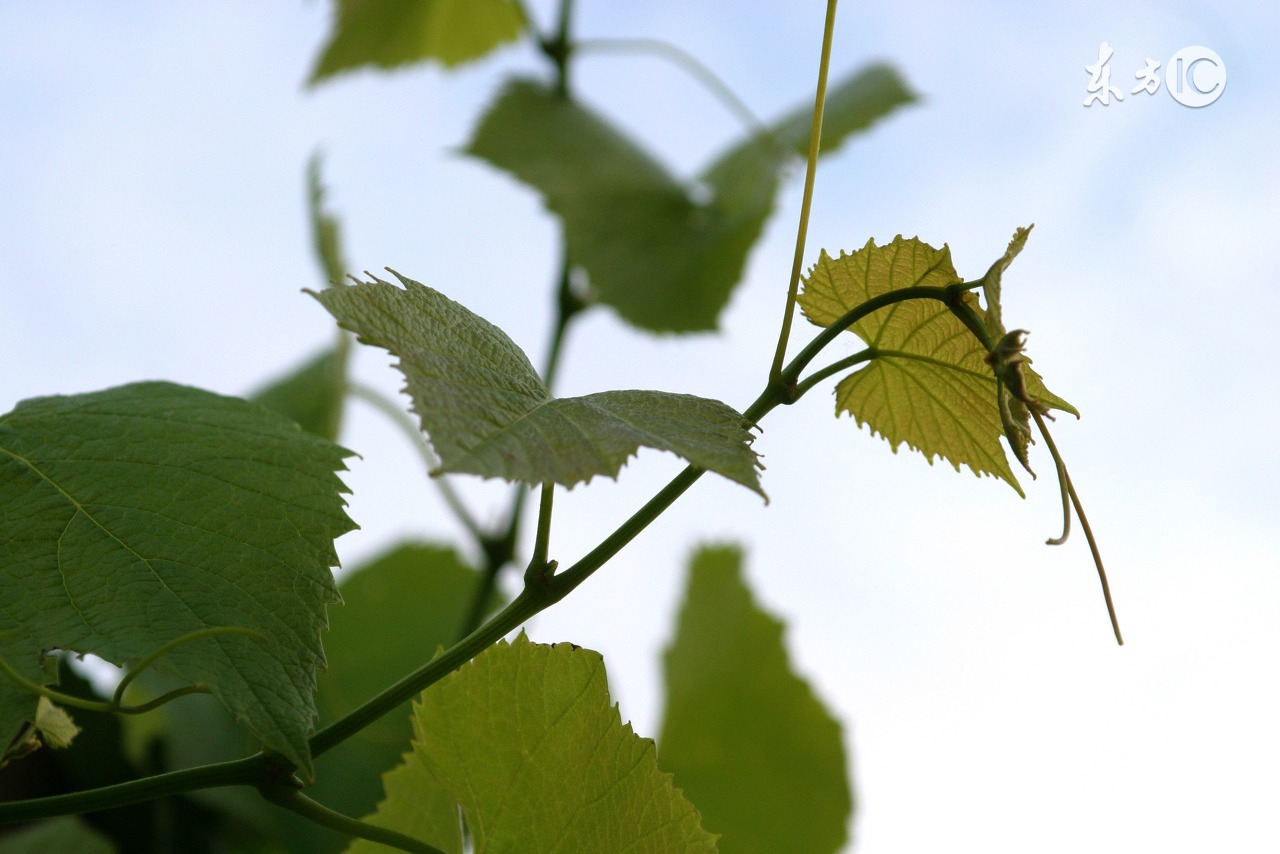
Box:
[2,2,1278,852]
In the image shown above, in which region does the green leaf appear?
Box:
[977,225,1078,475]
[979,224,1033,343]
[345,751,462,854]
[0,382,355,778]
[309,0,526,84]
[310,272,764,496]
[759,63,920,160]
[798,236,1070,494]
[251,348,345,441]
[348,634,717,854]
[659,546,851,853]
[33,696,80,750]
[464,67,915,332]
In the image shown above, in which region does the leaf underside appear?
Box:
[311,272,765,497]
[309,0,526,84]
[347,635,717,854]
[465,66,916,332]
[0,382,355,777]
[798,235,1074,495]
[660,545,852,853]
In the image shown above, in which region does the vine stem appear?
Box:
[262,787,447,854]
[0,755,263,824]
[769,0,839,383]
[1031,409,1123,645]
[525,482,555,583]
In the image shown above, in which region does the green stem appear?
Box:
[792,348,874,398]
[1031,410,1123,645]
[542,247,586,390]
[1045,442,1072,546]
[544,466,705,599]
[262,788,446,854]
[542,0,576,96]
[0,755,262,825]
[575,38,764,133]
[769,0,839,383]
[525,483,555,584]
[456,248,582,641]
[770,285,958,405]
[311,588,551,759]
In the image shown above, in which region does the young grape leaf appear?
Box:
[660,545,851,854]
[251,348,345,441]
[798,235,1075,495]
[0,382,355,778]
[308,0,526,84]
[347,634,717,854]
[977,225,1058,475]
[464,66,915,332]
[310,272,764,496]
[979,224,1033,343]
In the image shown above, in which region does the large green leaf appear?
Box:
[309,0,526,84]
[0,382,354,777]
[659,546,851,853]
[310,273,764,496]
[347,634,717,854]
[464,66,915,332]
[797,235,1074,494]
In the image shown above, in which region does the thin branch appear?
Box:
[525,483,555,584]
[792,348,874,398]
[262,788,447,854]
[1032,409,1123,645]
[769,0,840,382]
[0,755,263,825]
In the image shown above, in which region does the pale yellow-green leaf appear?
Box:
[799,236,1025,492]
[798,234,1075,493]
[347,635,717,853]
[33,697,79,750]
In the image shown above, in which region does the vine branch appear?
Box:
[769,0,839,382]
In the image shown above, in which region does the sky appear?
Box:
[2,2,1278,852]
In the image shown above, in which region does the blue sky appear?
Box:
[2,2,1278,851]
